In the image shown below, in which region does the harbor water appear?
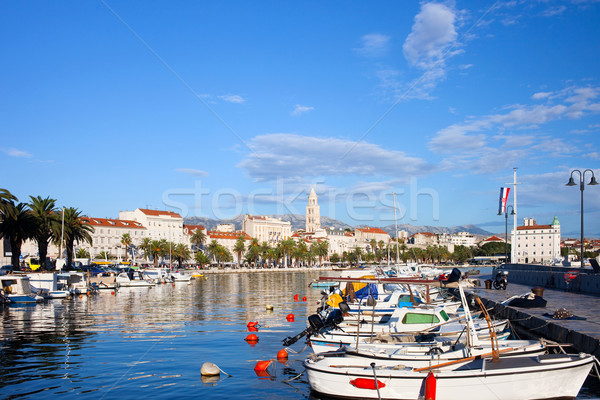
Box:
[1,271,598,399]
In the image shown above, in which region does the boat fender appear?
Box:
[201,362,221,376]
[350,378,386,390]
[425,371,436,400]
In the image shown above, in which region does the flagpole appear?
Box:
[512,168,518,264]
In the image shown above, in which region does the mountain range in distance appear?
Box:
[183,214,492,237]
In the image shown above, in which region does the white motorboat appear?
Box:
[115,270,154,287]
[0,275,44,303]
[27,272,71,299]
[169,270,193,282]
[304,351,596,400]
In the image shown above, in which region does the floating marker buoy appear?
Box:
[247,321,258,328]
[254,359,272,372]
[293,294,299,302]
[111,291,115,295]
[266,304,274,311]
[277,349,288,360]
[245,334,259,343]
[79,295,82,299]
[201,362,221,376]
[425,371,437,400]
[286,313,294,321]
[302,296,307,302]
[248,326,258,332]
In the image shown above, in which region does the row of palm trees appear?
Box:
[0,188,92,270]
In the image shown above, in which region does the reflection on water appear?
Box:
[0,270,597,399]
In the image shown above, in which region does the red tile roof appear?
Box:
[411,232,437,237]
[483,235,504,242]
[139,208,182,218]
[357,227,389,235]
[207,231,251,240]
[183,224,206,234]
[517,224,552,231]
[81,217,146,229]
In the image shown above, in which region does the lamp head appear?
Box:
[497,211,502,216]
[510,209,516,215]
[566,176,577,186]
[589,176,599,186]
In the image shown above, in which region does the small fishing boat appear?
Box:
[0,275,44,303]
[304,351,597,400]
[115,269,154,287]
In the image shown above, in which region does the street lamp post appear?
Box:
[498,205,515,264]
[566,169,598,268]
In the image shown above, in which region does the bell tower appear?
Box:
[305,187,320,232]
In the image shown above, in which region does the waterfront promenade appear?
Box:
[468,281,600,358]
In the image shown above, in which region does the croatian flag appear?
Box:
[498,187,510,214]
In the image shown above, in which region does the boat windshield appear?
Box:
[402,313,440,324]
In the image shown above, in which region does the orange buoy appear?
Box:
[277,349,288,361]
[111,291,115,295]
[286,313,295,321]
[302,296,307,302]
[78,295,82,299]
[425,371,436,400]
[247,321,258,328]
[247,326,258,332]
[254,360,272,372]
[293,294,298,302]
[245,334,259,343]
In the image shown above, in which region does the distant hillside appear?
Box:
[183,214,492,236]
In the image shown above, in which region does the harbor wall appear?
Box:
[501,264,600,295]
[476,295,600,359]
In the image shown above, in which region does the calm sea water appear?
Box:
[1,270,598,399]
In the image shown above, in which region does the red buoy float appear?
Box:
[247,326,258,332]
[293,294,299,302]
[277,349,288,361]
[245,334,259,344]
[302,296,307,302]
[247,321,258,328]
[425,371,437,400]
[350,378,386,390]
[286,313,295,321]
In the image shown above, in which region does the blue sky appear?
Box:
[1,1,600,237]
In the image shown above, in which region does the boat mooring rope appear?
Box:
[284,344,308,354]
[282,369,305,382]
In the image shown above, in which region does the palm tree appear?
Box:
[150,239,168,266]
[28,196,61,270]
[76,248,90,258]
[0,189,17,208]
[172,243,191,267]
[312,241,329,267]
[279,239,295,268]
[207,240,220,264]
[246,238,261,267]
[61,207,93,270]
[194,251,211,268]
[97,250,113,260]
[352,246,364,267]
[120,233,132,262]
[190,229,207,254]
[233,236,246,268]
[140,237,152,261]
[214,244,232,267]
[260,242,271,267]
[0,201,37,268]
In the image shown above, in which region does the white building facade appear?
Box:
[242,215,291,246]
[79,217,146,260]
[513,217,561,265]
[119,208,184,244]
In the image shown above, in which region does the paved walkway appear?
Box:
[466,280,600,357]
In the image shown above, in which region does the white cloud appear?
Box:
[237,133,430,182]
[403,2,459,70]
[3,148,32,158]
[428,85,600,174]
[532,91,552,100]
[291,104,314,116]
[355,33,391,58]
[218,94,245,104]
[175,168,209,177]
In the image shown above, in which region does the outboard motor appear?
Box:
[446,268,461,283]
[283,307,345,347]
[493,269,508,290]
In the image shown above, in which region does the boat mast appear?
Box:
[393,192,399,265]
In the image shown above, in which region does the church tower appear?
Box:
[306,187,321,232]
